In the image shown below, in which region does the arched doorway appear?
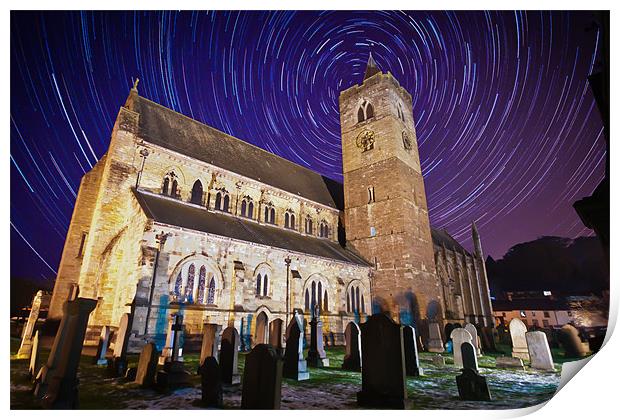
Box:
[254,311,268,346]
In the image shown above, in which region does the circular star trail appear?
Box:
[10,11,605,281]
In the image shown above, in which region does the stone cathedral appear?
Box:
[47,55,494,352]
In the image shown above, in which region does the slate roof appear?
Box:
[430,228,471,255]
[128,94,343,209]
[133,189,369,266]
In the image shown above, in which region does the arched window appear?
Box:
[191,180,203,205]
[241,200,247,217]
[361,294,365,314]
[305,289,310,311]
[318,282,323,310]
[248,201,254,218]
[215,192,222,210]
[305,217,313,234]
[357,100,375,123]
[171,179,179,198]
[223,195,230,212]
[207,277,216,304]
[263,274,268,296]
[285,211,296,229]
[324,290,329,312]
[264,204,276,224]
[174,272,182,299]
[214,190,230,212]
[241,197,254,218]
[355,286,360,313]
[319,222,329,238]
[285,213,289,228]
[311,281,316,310]
[270,207,276,224]
[397,103,405,121]
[256,274,262,295]
[197,266,206,303]
[346,291,350,312]
[366,103,374,119]
[290,214,295,229]
[185,264,195,303]
[162,177,170,195]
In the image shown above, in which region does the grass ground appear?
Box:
[10,337,568,410]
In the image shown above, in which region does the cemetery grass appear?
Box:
[11,338,563,410]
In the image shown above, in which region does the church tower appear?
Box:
[339,54,442,326]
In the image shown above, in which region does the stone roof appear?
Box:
[363,52,381,80]
[132,189,369,266]
[431,228,471,255]
[127,94,343,209]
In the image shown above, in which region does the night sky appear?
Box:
[10,11,605,282]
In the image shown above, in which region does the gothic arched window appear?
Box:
[366,103,374,119]
[174,272,182,299]
[162,177,170,195]
[357,100,374,123]
[361,294,365,314]
[197,266,206,303]
[319,222,329,238]
[305,217,313,234]
[355,286,360,313]
[207,277,216,304]
[270,207,276,224]
[346,291,350,312]
[285,213,289,228]
[263,274,269,296]
[215,192,222,210]
[285,211,296,229]
[311,281,316,310]
[191,180,203,205]
[256,274,262,295]
[324,290,329,312]
[185,264,195,303]
[305,289,310,311]
[223,195,230,212]
[171,179,179,198]
[248,201,254,218]
[317,282,323,311]
[358,107,365,123]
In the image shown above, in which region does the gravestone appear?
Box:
[17,291,50,359]
[509,318,530,361]
[283,313,309,380]
[427,322,444,353]
[109,310,134,376]
[28,330,40,380]
[464,323,481,356]
[526,331,555,371]
[268,319,284,353]
[357,313,412,409]
[159,313,185,365]
[342,322,361,371]
[403,325,423,376]
[220,326,241,384]
[456,342,491,401]
[558,324,587,357]
[495,356,525,370]
[94,326,111,366]
[461,341,478,371]
[450,328,473,369]
[199,323,221,371]
[241,344,283,409]
[135,343,159,387]
[456,368,492,401]
[157,314,191,389]
[306,308,329,367]
[201,357,223,408]
[431,354,445,368]
[34,298,97,409]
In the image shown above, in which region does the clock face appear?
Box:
[356,129,375,152]
[402,131,412,151]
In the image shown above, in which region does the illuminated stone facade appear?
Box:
[48,57,493,352]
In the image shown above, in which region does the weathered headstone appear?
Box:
[526,331,555,371]
[450,328,473,369]
[220,326,241,384]
[94,326,111,366]
[28,330,40,380]
[456,368,492,401]
[135,343,159,387]
[558,324,587,357]
[306,310,329,367]
[159,313,184,365]
[17,291,50,359]
[283,313,309,380]
[199,323,221,367]
[427,322,444,353]
[461,341,478,371]
[357,313,412,409]
[268,318,284,353]
[495,356,525,370]
[201,357,223,408]
[342,321,361,371]
[109,310,134,376]
[157,314,191,389]
[34,298,97,409]
[431,354,445,368]
[403,325,423,376]
[464,323,481,356]
[509,318,530,361]
[241,344,283,409]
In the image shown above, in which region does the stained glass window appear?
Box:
[185,264,195,302]
[174,271,182,299]
[197,266,206,303]
[207,277,216,304]
[263,274,268,296]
